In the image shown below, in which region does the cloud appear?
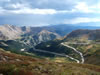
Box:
[71,2,100,13]
[64,17,100,24]
[7,3,27,9]
[0,2,56,15]
[0,1,100,15]
[10,8,78,15]
[73,2,93,13]
[0,0,100,26]
[0,0,78,11]
[0,0,10,2]
[10,8,57,15]
[0,3,75,15]
[26,0,77,10]
[0,7,5,14]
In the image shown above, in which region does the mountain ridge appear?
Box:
[64,29,100,41]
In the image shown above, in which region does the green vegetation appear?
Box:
[0,40,30,51]
[70,44,100,66]
[35,40,81,60]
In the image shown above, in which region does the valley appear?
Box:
[0,24,100,75]
[32,47,80,63]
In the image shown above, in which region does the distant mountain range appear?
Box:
[0,24,61,46]
[0,24,100,40]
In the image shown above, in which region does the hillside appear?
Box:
[64,29,100,42]
[0,40,30,53]
[0,25,23,40]
[0,25,61,47]
[0,48,100,75]
[35,29,100,66]
[63,29,100,65]
[20,30,60,46]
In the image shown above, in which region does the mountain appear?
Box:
[36,30,60,43]
[19,30,61,46]
[21,24,76,36]
[0,24,100,40]
[65,29,100,41]
[63,29,100,65]
[0,24,23,40]
[0,25,61,46]
[46,24,100,36]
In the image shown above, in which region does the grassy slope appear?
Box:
[68,44,100,66]
[0,48,100,75]
[85,49,100,66]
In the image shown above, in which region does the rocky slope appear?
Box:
[19,30,61,46]
[0,25,61,46]
[0,24,23,40]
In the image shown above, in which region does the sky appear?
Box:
[0,0,100,26]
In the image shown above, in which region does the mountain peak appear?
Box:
[3,24,13,27]
[39,30,51,34]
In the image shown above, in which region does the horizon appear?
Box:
[1,22,100,27]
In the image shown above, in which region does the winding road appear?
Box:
[32,47,80,63]
[23,41,83,63]
[61,43,84,63]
